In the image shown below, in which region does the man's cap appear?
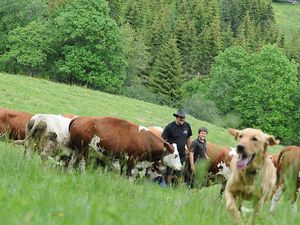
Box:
[198,127,208,133]
[173,109,186,118]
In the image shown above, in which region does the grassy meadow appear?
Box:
[0,73,298,225]
[273,2,300,42]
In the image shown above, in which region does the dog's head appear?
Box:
[228,128,279,170]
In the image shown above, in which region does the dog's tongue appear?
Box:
[237,157,249,170]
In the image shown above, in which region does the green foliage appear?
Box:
[149,37,184,107]
[212,113,241,129]
[180,77,210,99]
[0,21,53,75]
[182,93,220,123]
[175,15,198,78]
[197,2,224,75]
[209,44,298,143]
[121,23,151,86]
[235,45,297,142]
[0,0,47,55]
[51,0,125,93]
[208,46,250,114]
[147,5,173,56]
[122,84,162,104]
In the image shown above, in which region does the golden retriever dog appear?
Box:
[225,128,279,224]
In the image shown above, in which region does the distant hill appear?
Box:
[273,2,300,42]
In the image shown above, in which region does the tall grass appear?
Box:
[0,73,297,224]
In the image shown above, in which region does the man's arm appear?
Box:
[187,136,192,149]
[189,151,195,172]
[161,124,170,141]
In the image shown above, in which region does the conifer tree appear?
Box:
[197,14,223,75]
[122,23,151,86]
[175,15,198,79]
[149,37,184,106]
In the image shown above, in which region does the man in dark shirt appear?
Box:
[185,127,208,188]
[162,109,192,185]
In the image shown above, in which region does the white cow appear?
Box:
[22,114,73,162]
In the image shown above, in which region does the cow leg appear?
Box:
[126,156,136,177]
[270,185,283,212]
[0,131,5,139]
[119,154,127,175]
[79,158,86,173]
[291,183,299,213]
[67,151,79,171]
[219,180,227,196]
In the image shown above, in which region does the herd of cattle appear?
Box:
[0,107,300,219]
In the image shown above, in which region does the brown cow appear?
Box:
[196,143,236,192]
[270,146,300,213]
[0,107,33,140]
[69,116,182,175]
[206,143,235,176]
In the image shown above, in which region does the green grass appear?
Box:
[273,2,300,42]
[0,73,296,225]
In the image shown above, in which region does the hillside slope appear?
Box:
[273,2,300,42]
[0,74,294,225]
[0,73,238,147]
[0,73,283,152]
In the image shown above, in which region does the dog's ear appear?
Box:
[228,128,240,140]
[266,135,280,146]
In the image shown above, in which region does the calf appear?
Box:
[69,116,182,175]
[197,143,235,192]
[0,107,32,140]
[270,146,300,213]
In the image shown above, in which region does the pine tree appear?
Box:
[197,13,223,75]
[175,15,198,79]
[149,37,184,106]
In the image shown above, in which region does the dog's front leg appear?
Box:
[225,191,242,224]
[250,196,265,225]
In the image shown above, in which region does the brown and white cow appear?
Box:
[200,143,236,192]
[22,114,73,163]
[69,116,182,175]
[206,143,236,177]
[270,146,300,213]
[0,107,33,140]
[148,127,236,189]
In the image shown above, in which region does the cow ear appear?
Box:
[163,142,174,153]
[228,128,240,140]
[266,135,280,146]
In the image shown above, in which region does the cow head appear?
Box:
[162,143,182,171]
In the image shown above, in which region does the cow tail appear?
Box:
[276,147,290,185]
[23,116,44,142]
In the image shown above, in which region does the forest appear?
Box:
[0,0,299,144]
